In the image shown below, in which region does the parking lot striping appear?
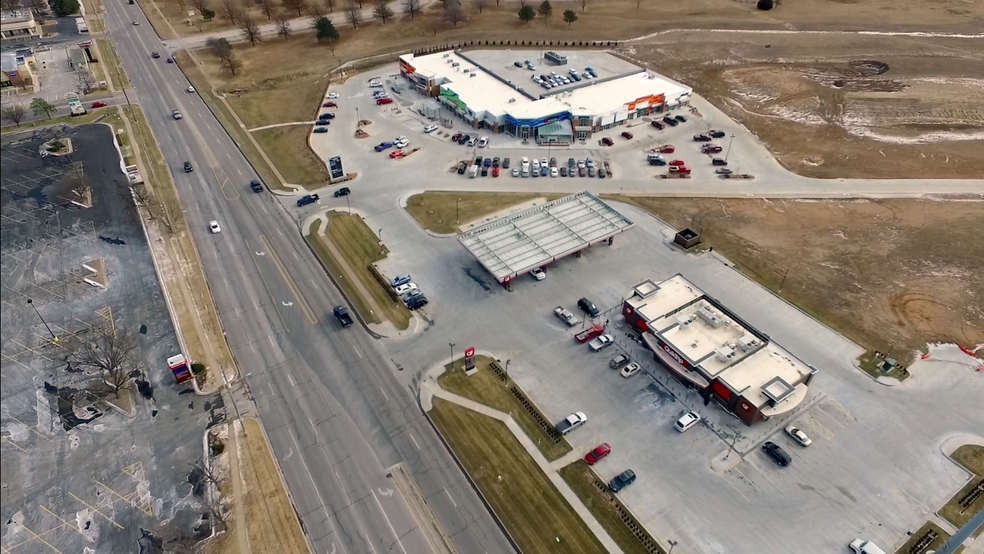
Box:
[2,435,28,453]
[814,405,849,430]
[95,478,154,516]
[39,506,90,540]
[731,467,762,493]
[722,472,751,502]
[2,413,51,441]
[802,415,835,440]
[5,520,64,554]
[690,434,713,449]
[1,349,34,371]
[893,486,931,513]
[67,492,124,530]
[644,506,671,527]
[825,398,856,421]
[409,434,420,451]
[258,235,317,324]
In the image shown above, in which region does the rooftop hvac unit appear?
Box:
[462,68,470,73]
[737,334,760,352]
[676,315,693,327]
[508,98,516,103]
[696,307,721,328]
[452,62,460,67]
[716,346,736,363]
[470,73,477,77]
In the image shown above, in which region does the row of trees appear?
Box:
[1,98,68,127]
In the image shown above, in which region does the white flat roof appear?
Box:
[626,274,702,323]
[718,343,813,408]
[458,191,635,282]
[659,299,756,377]
[402,51,692,121]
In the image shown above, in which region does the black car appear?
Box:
[675,114,687,123]
[333,187,350,197]
[183,161,193,172]
[712,158,728,166]
[503,157,510,169]
[151,51,160,58]
[762,441,791,467]
[608,470,636,493]
[457,161,468,174]
[315,120,329,126]
[560,167,568,177]
[250,179,263,192]
[693,134,711,142]
[651,120,664,130]
[459,134,471,145]
[514,61,524,68]
[296,194,319,207]
[663,116,679,126]
[709,130,726,138]
[492,157,500,167]
[568,158,576,169]
[318,113,333,120]
[475,156,483,166]
[481,166,489,177]
[407,295,428,309]
[578,297,600,317]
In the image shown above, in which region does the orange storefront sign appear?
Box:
[627,93,665,111]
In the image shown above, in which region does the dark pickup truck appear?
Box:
[333,306,353,327]
[297,194,319,207]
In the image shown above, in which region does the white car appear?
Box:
[530,267,545,281]
[395,282,418,295]
[849,539,887,554]
[394,135,407,143]
[326,92,339,99]
[784,425,813,446]
[477,136,489,148]
[588,334,614,352]
[620,362,641,378]
[531,160,540,170]
[549,167,558,178]
[521,156,530,168]
[186,86,195,93]
[209,220,221,233]
[132,20,139,25]
[675,411,701,432]
[172,110,182,120]
[423,124,438,133]
[395,139,409,149]
[369,80,383,88]
[511,167,519,177]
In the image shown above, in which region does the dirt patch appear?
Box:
[629,33,984,178]
[609,197,984,362]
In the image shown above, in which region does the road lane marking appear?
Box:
[410,434,420,450]
[287,374,295,388]
[259,235,317,324]
[444,488,457,508]
[371,489,408,554]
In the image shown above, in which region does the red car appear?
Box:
[376,97,393,105]
[601,137,613,146]
[621,131,633,139]
[585,443,612,465]
[669,166,691,174]
[575,324,605,344]
[91,101,107,108]
[389,149,405,159]
[323,102,337,108]
[658,145,675,153]
[669,159,685,166]
[492,166,500,177]
[452,132,463,142]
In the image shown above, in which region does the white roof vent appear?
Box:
[676,315,692,327]
[696,307,721,328]
[716,346,736,363]
[508,98,516,103]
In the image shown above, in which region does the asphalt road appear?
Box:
[101,1,515,553]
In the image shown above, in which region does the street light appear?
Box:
[668,540,678,553]
[455,197,461,224]
[725,133,736,161]
[449,342,455,368]
[355,107,360,128]
[27,298,57,342]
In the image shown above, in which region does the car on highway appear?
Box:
[91,101,107,108]
[715,168,733,175]
[151,52,160,58]
[166,57,174,63]
[588,334,614,352]
[250,179,263,192]
[333,187,350,197]
[313,127,328,133]
[785,425,813,446]
[675,411,701,432]
[620,362,641,378]
[172,110,182,120]
[390,149,405,159]
[209,220,221,233]
[621,131,633,139]
[183,161,193,172]
[323,101,337,108]
[530,267,545,280]
[608,469,636,493]
[186,86,195,93]
[424,124,438,133]
[326,92,339,99]
[132,19,139,24]
[375,141,393,151]
[762,441,792,466]
[296,194,319,206]
[584,443,612,465]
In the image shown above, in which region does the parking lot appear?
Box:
[375,197,983,554]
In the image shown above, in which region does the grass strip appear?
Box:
[893,521,965,554]
[1,111,103,134]
[96,38,130,91]
[438,355,571,461]
[251,126,329,186]
[940,445,984,536]
[405,192,563,235]
[429,399,606,554]
[306,219,382,325]
[559,461,666,554]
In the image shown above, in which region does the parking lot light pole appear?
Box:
[355,107,360,127]
[456,197,461,224]
[27,298,57,342]
[449,342,455,368]
[668,540,678,553]
[725,133,736,161]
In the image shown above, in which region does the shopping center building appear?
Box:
[398,49,692,144]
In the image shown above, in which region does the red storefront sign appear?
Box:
[464,347,476,371]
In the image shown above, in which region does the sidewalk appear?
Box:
[419,379,626,554]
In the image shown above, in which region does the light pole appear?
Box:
[27,298,57,342]
[455,197,461,224]
[668,540,678,553]
[725,133,736,161]
[449,342,455,368]
[346,194,351,214]
[355,107,360,128]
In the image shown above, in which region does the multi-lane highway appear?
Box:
[100,1,514,553]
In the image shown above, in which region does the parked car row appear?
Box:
[450,133,489,147]
[373,90,393,105]
[390,272,428,309]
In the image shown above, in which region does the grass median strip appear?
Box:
[405,192,563,235]
[940,445,984,536]
[560,461,666,554]
[893,521,965,554]
[251,126,329,186]
[306,219,382,325]
[96,38,130,91]
[438,355,571,461]
[429,398,606,554]
[1,111,103,134]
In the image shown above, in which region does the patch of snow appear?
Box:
[76,508,98,542]
[767,105,826,126]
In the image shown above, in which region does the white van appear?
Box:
[849,540,887,554]
[469,165,478,178]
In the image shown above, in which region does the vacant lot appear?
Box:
[439,355,571,461]
[429,398,605,554]
[611,197,984,362]
[628,33,984,178]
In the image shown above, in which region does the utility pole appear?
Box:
[725,133,736,161]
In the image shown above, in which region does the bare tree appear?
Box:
[67,161,91,202]
[239,10,261,45]
[401,0,418,17]
[219,0,240,23]
[306,0,324,19]
[206,37,242,76]
[191,456,228,528]
[2,103,28,127]
[579,0,586,11]
[189,0,206,13]
[473,0,485,12]
[282,0,306,16]
[323,0,335,11]
[71,328,141,399]
[372,0,392,23]
[443,0,464,25]
[275,13,291,38]
[344,0,360,27]
[257,0,275,18]
[27,0,47,18]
